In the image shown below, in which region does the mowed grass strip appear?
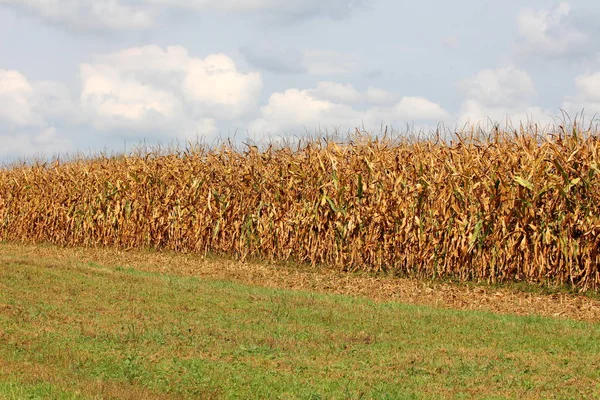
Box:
[4,242,600,322]
[1,254,600,399]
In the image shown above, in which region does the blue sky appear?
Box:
[1,0,599,159]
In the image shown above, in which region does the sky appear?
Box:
[1,0,600,159]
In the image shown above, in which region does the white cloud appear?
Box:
[0,69,74,158]
[458,66,553,125]
[516,2,588,58]
[2,46,263,154]
[0,128,73,159]
[460,66,535,108]
[572,71,600,103]
[308,81,361,103]
[0,70,41,127]
[390,97,450,121]
[0,70,75,127]
[182,53,262,119]
[458,101,551,127]
[361,97,450,131]
[250,84,449,135]
[0,0,368,31]
[0,0,154,30]
[79,45,261,139]
[250,88,360,134]
[365,87,396,105]
[146,0,369,20]
[563,71,600,116]
[80,63,182,128]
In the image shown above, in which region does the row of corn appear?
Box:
[1,126,599,289]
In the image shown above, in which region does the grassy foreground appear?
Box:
[1,246,600,399]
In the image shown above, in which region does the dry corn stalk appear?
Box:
[1,126,599,290]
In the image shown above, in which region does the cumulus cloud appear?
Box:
[2,46,264,154]
[359,98,450,132]
[250,84,449,135]
[0,0,154,31]
[308,81,361,103]
[390,97,450,121]
[0,69,75,128]
[182,54,262,119]
[0,128,74,161]
[0,127,74,159]
[80,63,182,130]
[458,101,551,127]
[0,70,41,127]
[571,71,600,103]
[147,0,369,21]
[562,70,600,116]
[458,66,552,125]
[460,66,535,108]
[516,2,589,59]
[79,45,261,139]
[0,0,369,31]
[0,69,74,158]
[365,87,396,105]
[250,88,359,134]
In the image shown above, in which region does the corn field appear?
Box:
[1,126,600,289]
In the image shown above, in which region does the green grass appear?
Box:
[1,255,600,399]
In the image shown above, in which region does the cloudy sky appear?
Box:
[1,0,599,159]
